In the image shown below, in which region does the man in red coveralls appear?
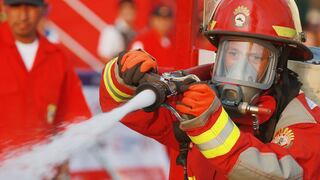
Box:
[129,4,175,71]
[100,0,320,179]
[0,0,91,157]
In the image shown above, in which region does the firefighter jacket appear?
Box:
[0,23,92,154]
[100,57,320,180]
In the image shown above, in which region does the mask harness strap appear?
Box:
[259,45,302,143]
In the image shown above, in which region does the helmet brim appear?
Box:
[205,30,314,61]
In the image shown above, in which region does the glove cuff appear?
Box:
[102,57,135,102]
[179,97,221,131]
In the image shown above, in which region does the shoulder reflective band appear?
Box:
[103,58,132,102]
[189,108,240,158]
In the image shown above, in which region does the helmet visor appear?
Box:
[213,37,278,89]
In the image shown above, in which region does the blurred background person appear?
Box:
[97,0,137,63]
[0,0,7,23]
[0,0,5,22]
[0,0,91,158]
[296,0,320,47]
[304,8,320,47]
[130,4,175,71]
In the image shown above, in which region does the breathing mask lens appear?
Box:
[213,38,277,90]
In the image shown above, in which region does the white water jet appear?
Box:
[0,90,156,180]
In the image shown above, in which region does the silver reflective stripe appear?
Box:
[275,97,316,134]
[179,97,221,130]
[197,118,234,151]
[228,147,303,180]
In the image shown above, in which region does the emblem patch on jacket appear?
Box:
[272,127,295,148]
[47,104,57,124]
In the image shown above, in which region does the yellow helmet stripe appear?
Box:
[272,26,297,38]
[209,20,217,30]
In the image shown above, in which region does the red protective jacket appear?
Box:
[100,57,320,179]
[0,23,91,154]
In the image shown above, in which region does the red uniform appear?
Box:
[100,58,320,179]
[0,23,91,154]
[129,29,175,72]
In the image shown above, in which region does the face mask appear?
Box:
[224,58,258,83]
[213,38,278,90]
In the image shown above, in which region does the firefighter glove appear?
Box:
[176,83,217,117]
[118,50,157,86]
[176,83,221,130]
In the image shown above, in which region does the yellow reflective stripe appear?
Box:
[189,109,229,144]
[272,26,297,38]
[107,58,132,98]
[201,123,240,158]
[103,60,122,102]
[103,58,132,102]
[188,176,196,180]
[209,21,217,30]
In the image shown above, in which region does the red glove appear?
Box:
[176,83,216,117]
[118,50,157,86]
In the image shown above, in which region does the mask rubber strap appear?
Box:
[259,46,301,142]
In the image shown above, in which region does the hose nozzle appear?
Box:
[136,71,201,112]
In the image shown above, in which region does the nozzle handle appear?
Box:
[136,81,168,112]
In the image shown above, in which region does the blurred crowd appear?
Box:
[97,0,175,70]
[1,0,318,71]
[1,0,178,70]
[1,0,319,53]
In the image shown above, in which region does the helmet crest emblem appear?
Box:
[233,6,250,28]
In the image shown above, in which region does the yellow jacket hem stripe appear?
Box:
[201,124,240,158]
[189,109,229,144]
[103,58,132,102]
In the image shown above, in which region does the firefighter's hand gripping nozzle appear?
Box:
[136,71,201,117]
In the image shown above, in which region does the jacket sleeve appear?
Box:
[54,59,92,126]
[99,57,180,150]
[187,95,320,179]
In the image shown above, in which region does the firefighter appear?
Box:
[0,0,91,156]
[129,4,175,72]
[100,0,320,179]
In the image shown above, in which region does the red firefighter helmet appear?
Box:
[203,0,313,61]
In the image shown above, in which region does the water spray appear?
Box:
[0,89,157,180]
